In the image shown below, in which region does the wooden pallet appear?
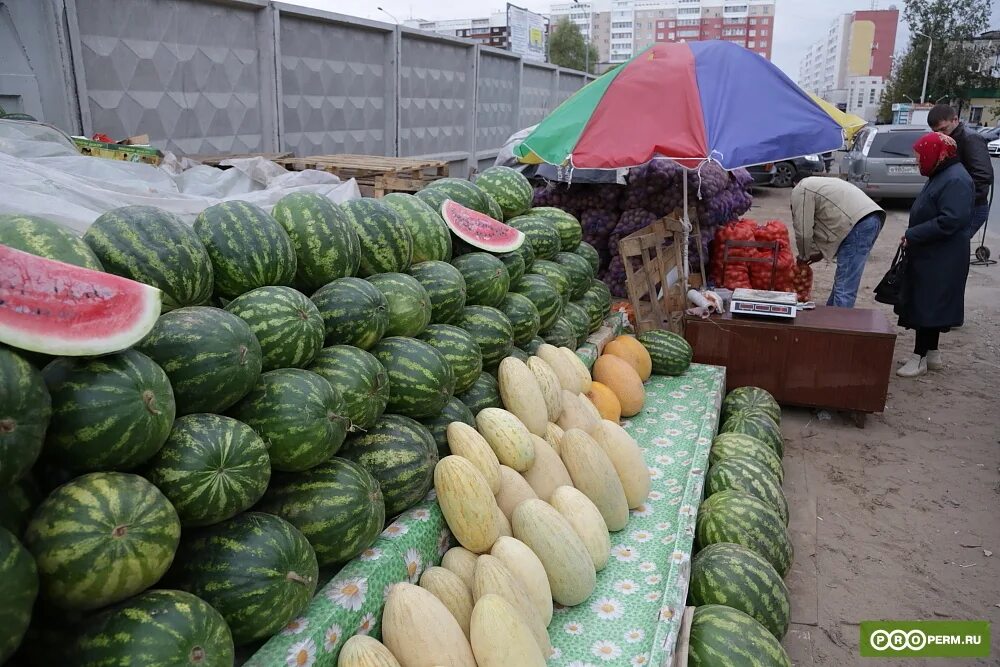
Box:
[274,154,449,196]
[194,152,293,167]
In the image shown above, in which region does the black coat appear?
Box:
[896,160,973,330]
[951,123,994,205]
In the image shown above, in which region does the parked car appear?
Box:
[977,125,1000,142]
[770,154,826,187]
[988,138,1000,157]
[841,125,927,200]
[746,163,777,186]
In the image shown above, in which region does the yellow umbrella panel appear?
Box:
[808,93,867,141]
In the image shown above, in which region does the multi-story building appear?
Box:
[651,1,776,60]
[406,12,511,49]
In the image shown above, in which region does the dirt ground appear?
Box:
[746,185,1000,666]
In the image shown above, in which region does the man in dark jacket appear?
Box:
[927,104,993,239]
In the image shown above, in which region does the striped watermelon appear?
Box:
[0,348,49,487]
[309,345,389,431]
[168,512,318,646]
[451,252,510,308]
[509,347,529,362]
[420,396,475,458]
[454,305,514,370]
[0,526,37,663]
[366,272,432,338]
[372,337,455,419]
[136,306,262,415]
[311,277,388,350]
[574,241,601,275]
[587,279,612,313]
[0,214,103,271]
[83,205,213,310]
[506,214,561,260]
[474,166,533,219]
[689,543,790,640]
[695,490,793,577]
[707,456,788,525]
[0,476,40,538]
[500,292,541,348]
[193,200,297,299]
[143,414,270,527]
[721,410,784,458]
[42,350,175,472]
[554,251,595,300]
[497,249,526,284]
[223,286,325,371]
[710,433,783,482]
[341,199,413,276]
[539,316,577,349]
[574,294,606,333]
[688,604,791,667]
[228,368,349,472]
[482,192,504,221]
[523,337,545,355]
[341,414,438,516]
[530,259,572,305]
[530,207,584,251]
[455,371,501,415]
[416,178,490,216]
[637,329,693,376]
[271,191,361,292]
[561,301,591,348]
[418,324,483,394]
[24,472,181,610]
[73,589,234,666]
[382,193,453,263]
[407,260,468,325]
[723,386,781,424]
[258,458,385,567]
[511,274,562,330]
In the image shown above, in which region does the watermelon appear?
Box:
[554,251,595,300]
[690,542,790,640]
[721,410,784,458]
[574,294,606,333]
[73,589,234,667]
[420,396,475,458]
[0,112,36,120]
[688,604,791,667]
[506,214,561,260]
[193,200,297,299]
[499,292,541,348]
[482,192,504,221]
[0,245,162,357]
[341,198,413,276]
[496,249,526,284]
[0,348,49,487]
[587,279,612,314]
[309,345,389,431]
[168,512,318,646]
[695,490,793,577]
[407,260,467,325]
[523,337,545,355]
[575,241,601,275]
[710,433,784,482]
[509,347,529,362]
[0,476,40,537]
[341,414,438,516]
[366,272,432,338]
[271,191,361,291]
[440,199,525,253]
[24,472,181,610]
[539,317,577,349]
[223,286,325,371]
[311,277,388,350]
[136,306,262,415]
[474,166,533,219]
[455,371,501,415]
[257,459,384,567]
[510,273,562,330]
[637,329,692,376]
[372,337,455,419]
[417,178,490,216]
[418,323,483,394]
[561,301,591,348]
[0,526,38,663]
[0,214,103,271]
[723,386,782,425]
[531,207,583,252]
[707,456,788,525]
[530,259,572,306]
[451,252,510,307]
[228,368,349,472]
[454,305,514,370]
[382,193,453,263]
[42,350,175,472]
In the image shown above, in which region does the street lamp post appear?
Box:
[915,30,932,104]
[377,6,399,23]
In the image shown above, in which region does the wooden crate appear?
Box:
[193,152,293,167]
[273,154,448,196]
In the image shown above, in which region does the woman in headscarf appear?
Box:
[896,131,974,378]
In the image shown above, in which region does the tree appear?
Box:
[878,0,997,120]
[548,19,599,73]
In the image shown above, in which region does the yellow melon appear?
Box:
[585,382,622,422]
[604,335,652,380]
[592,355,645,416]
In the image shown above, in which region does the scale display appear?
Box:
[730,288,798,319]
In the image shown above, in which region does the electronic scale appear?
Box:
[730,288,798,319]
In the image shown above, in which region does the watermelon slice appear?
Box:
[0,244,161,356]
[441,199,525,253]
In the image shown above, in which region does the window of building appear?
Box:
[759,29,768,36]
[748,40,755,48]
[669,32,675,39]
[677,29,699,38]
[723,28,745,36]
[657,20,665,28]
[748,29,756,36]
[759,40,767,47]
[656,32,664,39]
[724,5,748,12]
[678,7,700,15]
[677,18,699,25]
[869,89,876,104]
[749,18,756,24]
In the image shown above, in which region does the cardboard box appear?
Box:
[72,137,163,166]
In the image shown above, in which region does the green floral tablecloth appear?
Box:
[247,363,724,667]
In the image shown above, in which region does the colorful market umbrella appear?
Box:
[515,41,845,171]
[808,93,867,142]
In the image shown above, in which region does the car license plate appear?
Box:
[888,165,918,175]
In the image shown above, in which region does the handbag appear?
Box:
[873,244,908,306]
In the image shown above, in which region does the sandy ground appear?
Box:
[745,185,1000,666]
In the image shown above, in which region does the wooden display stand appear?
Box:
[274,154,448,196]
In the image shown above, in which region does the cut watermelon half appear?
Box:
[441,199,524,253]
[0,244,161,356]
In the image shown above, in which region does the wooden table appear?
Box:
[684,307,896,422]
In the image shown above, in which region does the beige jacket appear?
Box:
[791,177,885,260]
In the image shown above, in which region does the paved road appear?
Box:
[983,157,1000,249]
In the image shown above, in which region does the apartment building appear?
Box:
[406,12,511,49]
[651,1,776,60]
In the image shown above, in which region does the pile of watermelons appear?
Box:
[0,166,623,664]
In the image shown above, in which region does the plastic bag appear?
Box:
[749,220,795,291]
[791,262,813,302]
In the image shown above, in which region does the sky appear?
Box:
[287,0,1000,80]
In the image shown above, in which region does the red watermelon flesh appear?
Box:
[0,243,161,356]
[441,199,525,253]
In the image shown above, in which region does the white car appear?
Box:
[988,138,1000,157]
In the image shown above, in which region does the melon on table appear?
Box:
[441,200,525,253]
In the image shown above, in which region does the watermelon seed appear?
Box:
[142,390,162,416]
[0,418,14,434]
[111,524,128,539]
[190,647,206,663]
[286,571,313,586]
